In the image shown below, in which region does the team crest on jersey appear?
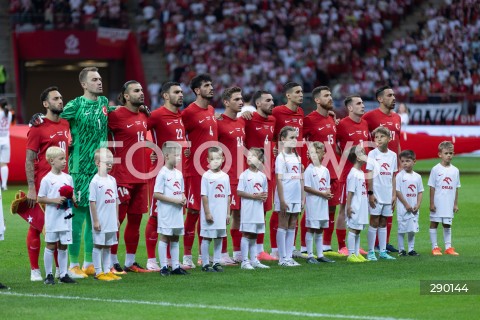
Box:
[143,121,147,129]
[102,106,108,116]
[395,123,400,130]
[299,118,303,126]
[363,131,368,137]
[253,183,262,192]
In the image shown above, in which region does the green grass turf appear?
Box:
[414,156,480,174]
[1,168,479,319]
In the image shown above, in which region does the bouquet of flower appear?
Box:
[57,185,77,219]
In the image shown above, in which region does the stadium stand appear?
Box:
[337,0,480,101]
[139,0,421,101]
[9,0,129,30]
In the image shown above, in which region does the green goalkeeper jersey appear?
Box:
[61,95,114,174]
[61,96,115,206]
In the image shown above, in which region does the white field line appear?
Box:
[0,291,414,320]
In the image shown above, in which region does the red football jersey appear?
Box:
[108,107,148,184]
[272,105,304,142]
[217,114,245,183]
[148,106,186,154]
[244,112,276,149]
[244,112,276,182]
[303,111,338,179]
[182,102,218,177]
[363,108,401,153]
[336,116,370,182]
[26,118,70,190]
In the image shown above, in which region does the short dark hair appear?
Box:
[399,149,416,160]
[79,67,98,83]
[207,146,223,157]
[118,80,140,104]
[347,145,362,164]
[222,87,242,102]
[40,86,59,103]
[190,74,212,94]
[375,85,391,100]
[252,90,271,107]
[249,147,264,163]
[312,86,330,99]
[0,97,8,108]
[161,81,180,97]
[283,82,301,95]
[344,94,361,108]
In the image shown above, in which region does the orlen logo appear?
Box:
[319,178,326,186]
[406,184,417,197]
[105,189,116,203]
[292,166,299,173]
[253,183,262,191]
[215,184,226,198]
[442,177,453,189]
[172,181,182,195]
[380,163,392,175]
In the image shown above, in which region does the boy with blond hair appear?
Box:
[89,148,121,281]
[366,126,398,261]
[304,142,335,264]
[428,141,460,256]
[154,142,188,276]
[37,147,77,284]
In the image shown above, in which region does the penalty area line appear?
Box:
[0,292,414,320]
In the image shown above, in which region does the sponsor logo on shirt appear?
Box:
[406,184,417,197]
[319,178,326,186]
[291,166,299,173]
[380,163,392,175]
[105,188,116,203]
[253,183,262,192]
[215,184,226,198]
[442,177,453,189]
[173,181,181,189]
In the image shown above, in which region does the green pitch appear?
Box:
[1,157,479,319]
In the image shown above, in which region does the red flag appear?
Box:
[11,191,45,232]
[401,132,480,160]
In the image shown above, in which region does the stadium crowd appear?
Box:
[141,0,419,101]
[9,0,129,30]
[319,0,480,101]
